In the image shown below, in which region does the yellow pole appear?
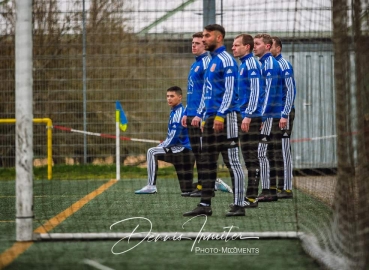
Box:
[47,119,52,180]
[33,118,52,180]
[0,118,53,180]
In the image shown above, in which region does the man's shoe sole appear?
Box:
[226,212,246,217]
[225,212,245,217]
[190,192,216,198]
[183,211,212,217]
[183,207,212,217]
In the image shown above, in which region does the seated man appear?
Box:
[135,86,195,195]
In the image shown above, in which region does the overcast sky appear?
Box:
[125,0,333,35]
[2,0,358,36]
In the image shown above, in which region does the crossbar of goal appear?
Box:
[34,231,303,241]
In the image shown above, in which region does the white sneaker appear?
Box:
[135,185,157,194]
[215,178,233,193]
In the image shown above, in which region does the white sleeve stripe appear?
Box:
[172,108,182,123]
[246,58,257,70]
[196,82,206,115]
[245,77,260,114]
[282,77,295,115]
[219,52,235,67]
[161,129,176,147]
[202,56,210,69]
[219,76,234,114]
[279,58,289,70]
[261,77,272,115]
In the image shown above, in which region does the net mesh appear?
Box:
[0,1,369,269]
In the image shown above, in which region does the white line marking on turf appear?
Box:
[83,259,115,270]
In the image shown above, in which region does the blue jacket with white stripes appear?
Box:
[275,54,296,118]
[238,53,264,119]
[184,53,210,117]
[158,103,192,150]
[197,46,239,120]
[259,52,284,120]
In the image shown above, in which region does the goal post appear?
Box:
[15,0,33,242]
[0,118,53,180]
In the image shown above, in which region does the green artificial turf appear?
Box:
[0,169,329,269]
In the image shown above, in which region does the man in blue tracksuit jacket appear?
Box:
[232,33,264,208]
[271,36,296,199]
[184,24,245,217]
[135,86,195,195]
[181,32,210,197]
[253,34,284,202]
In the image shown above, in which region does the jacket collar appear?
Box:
[259,52,272,63]
[275,54,282,61]
[210,45,226,58]
[195,52,209,62]
[239,52,254,62]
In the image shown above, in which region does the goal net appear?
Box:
[0,0,368,269]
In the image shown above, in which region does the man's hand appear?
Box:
[191,116,201,127]
[181,115,187,127]
[241,117,252,132]
[213,119,224,132]
[279,117,288,129]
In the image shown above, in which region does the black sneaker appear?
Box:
[244,198,258,208]
[277,189,293,199]
[229,198,258,208]
[258,189,278,202]
[225,205,245,217]
[189,189,215,197]
[181,191,192,197]
[189,188,202,197]
[183,204,212,216]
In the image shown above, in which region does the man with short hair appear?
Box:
[232,34,264,208]
[181,32,209,197]
[181,32,232,197]
[253,34,284,202]
[183,24,246,217]
[270,36,296,199]
[135,86,195,195]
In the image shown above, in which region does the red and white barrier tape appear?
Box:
[54,124,347,144]
[53,125,161,144]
